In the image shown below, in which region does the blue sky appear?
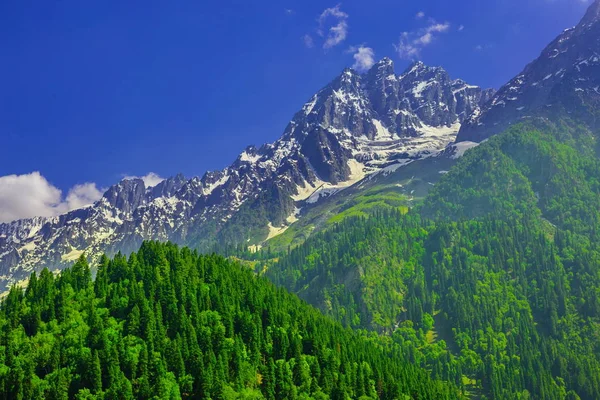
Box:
[0,0,592,221]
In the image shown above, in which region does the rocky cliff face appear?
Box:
[458,0,600,142]
[0,58,491,291]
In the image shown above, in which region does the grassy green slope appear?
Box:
[265,156,456,254]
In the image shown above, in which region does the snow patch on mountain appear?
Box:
[291,181,323,202]
[62,248,84,262]
[448,141,480,159]
[266,223,288,240]
[372,119,395,140]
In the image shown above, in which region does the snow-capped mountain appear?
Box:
[0,58,492,291]
[458,0,600,142]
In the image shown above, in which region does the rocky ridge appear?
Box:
[0,59,492,291]
[458,0,600,142]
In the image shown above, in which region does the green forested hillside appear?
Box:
[265,120,600,399]
[267,211,600,399]
[0,242,459,399]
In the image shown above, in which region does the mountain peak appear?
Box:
[407,60,425,70]
[374,57,394,68]
[149,174,186,199]
[102,178,147,213]
[399,61,449,85]
[581,0,600,26]
[333,67,361,87]
[458,0,600,143]
[401,60,438,77]
[368,57,395,76]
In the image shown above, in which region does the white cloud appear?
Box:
[415,32,434,45]
[0,172,104,223]
[474,42,496,52]
[303,34,314,48]
[427,23,451,33]
[285,9,294,15]
[348,46,375,72]
[394,20,451,59]
[65,183,104,211]
[394,33,420,59]
[318,4,349,49]
[416,11,425,19]
[124,172,164,188]
[0,171,165,223]
[458,24,465,31]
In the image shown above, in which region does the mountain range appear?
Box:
[0,57,494,291]
[2,0,600,297]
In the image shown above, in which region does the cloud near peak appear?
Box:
[348,45,375,72]
[394,20,451,59]
[0,172,105,223]
[317,4,349,49]
[0,171,164,223]
[303,34,314,48]
[123,172,164,188]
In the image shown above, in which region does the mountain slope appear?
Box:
[458,0,600,142]
[259,6,600,397]
[261,154,456,255]
[0,60,491,291]
[264,119,600,399]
